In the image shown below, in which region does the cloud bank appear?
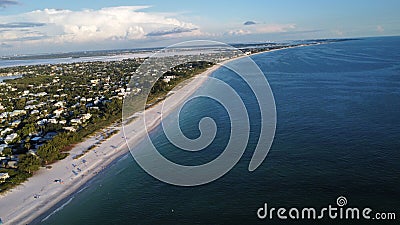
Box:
[228,23,296,36]
[0,6,302,54]
[147,27,198,37]
[0,6,199,45]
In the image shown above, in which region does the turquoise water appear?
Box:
[38,37,400,224]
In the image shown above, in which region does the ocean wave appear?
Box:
[41,196,75,222]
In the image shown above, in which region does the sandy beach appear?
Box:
[0,43,314,224]
[0,58,225,225]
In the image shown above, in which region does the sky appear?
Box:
[0,0,399,56]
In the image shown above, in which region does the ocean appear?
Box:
[38,36,399,224]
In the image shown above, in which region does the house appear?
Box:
[25,105,37,110]
[36,92,47,97]
[10,119,21,127]
[54,101,65,107]
[70,118,82,124]
[0,144,8,155]
[7,161,17,169]
[4,133,18,144]
[53,108,64,117]
[94,99,101,105]
[0,172,9,182]
[0,112,7,119]
[48,118,58,124]
[81,113,92,122]
[71,102,80,108]
[10,110,26,117]
[37,119,48,126]
[1,128,13,137]
[6,110,26,118]
[63,127,77,132]
[162,75,176,83]
[90,79,100,85]
[28,150,37,156]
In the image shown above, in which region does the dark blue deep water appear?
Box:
[39,37,400,225]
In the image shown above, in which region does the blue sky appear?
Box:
[0,0,399,55]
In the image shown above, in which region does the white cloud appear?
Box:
[0,6,199,44]
[227,23,296,36]
[227,29,252,36]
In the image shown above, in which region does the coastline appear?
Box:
[0,54,226,225]
[0,44,311,225]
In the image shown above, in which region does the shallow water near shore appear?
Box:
[38,36,400,224]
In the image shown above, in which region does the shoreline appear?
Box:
[0,53,227,225]
[30,152,131,225]
[0,44,313,224]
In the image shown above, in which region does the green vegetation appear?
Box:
[0,59,213,193]
[147,61,214,105]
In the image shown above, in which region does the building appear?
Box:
[37,119,48,126]
[9,110,26,117]
[49,118,58,124]
[163,75,176,83]
[7,161,17,169]
[4,133,18,144]
[70,118,82,124]
[53,108,64,117]
[0,128,13,137]
[10,119,21,127]
[0,144,8,155]
[54,101,65,107]
[0,173,9,184]
[81,113,92,121]
[63,127,77,132]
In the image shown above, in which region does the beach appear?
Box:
[0,43,314,225]
[0,57,225,225]
[0,45,304,225]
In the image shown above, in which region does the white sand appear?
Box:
[0,44,304,224]
[0,44,303,224]
[0,61,224,225]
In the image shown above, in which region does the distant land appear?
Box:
[0,38,360,61]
